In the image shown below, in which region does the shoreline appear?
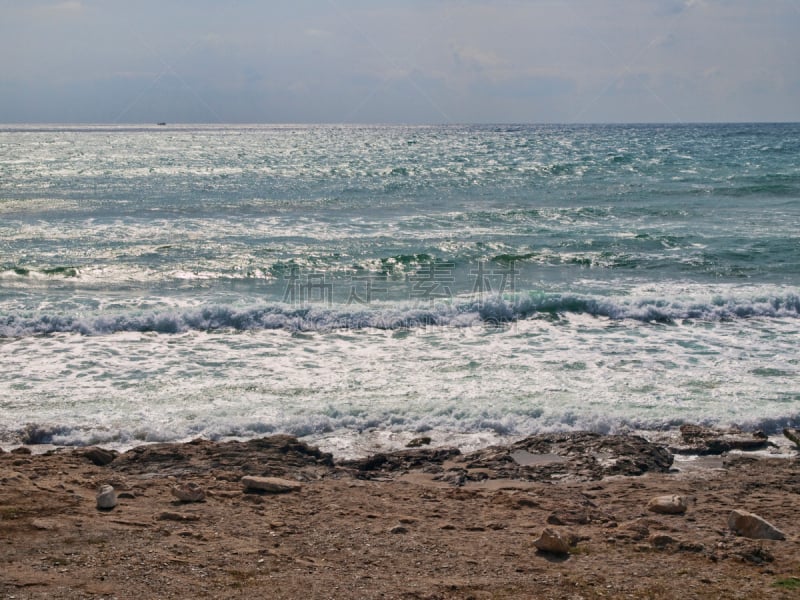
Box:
[3,423,798,461]
[3,429,800,598]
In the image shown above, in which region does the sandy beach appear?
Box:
[2,429,799,599]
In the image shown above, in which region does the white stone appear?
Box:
[647,495,688,515]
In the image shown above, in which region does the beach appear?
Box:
[2,429,799,599]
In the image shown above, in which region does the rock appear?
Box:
[783,428,800,449]
[533,528,571,556]
[461,432,673,482]
[96,485,117,510]
[389,525,409,534]
[10,447,32,455]
[157,511,200,522]
[83,447,117,466]
[241,475,302,493]
[647,495,688,515]
[31,518,59,531]
[728,509,786,540]
[171,482,206,503]
[649,534,677,549]
[405,436,432,448]
[617,519,650,541]
[672,424,769,455]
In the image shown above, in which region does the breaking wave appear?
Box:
[2,292,799,337]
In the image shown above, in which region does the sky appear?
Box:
[1,0,799,124]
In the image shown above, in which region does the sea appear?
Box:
[1,123,799,457]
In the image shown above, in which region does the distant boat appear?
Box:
[156,122,167,126]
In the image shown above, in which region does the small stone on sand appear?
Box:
[534,528,571,556]
[96,484,117,510]
[647,495,688,515]
[171,482,206,503]
[241,475,302,493]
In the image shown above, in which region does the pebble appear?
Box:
[241,475,302,493]
[533,528,571,556]
[389,525,408,534]
[96,485,117,510]
[647,495,688,515]
[171,482,206,503]
[83,447,117,466]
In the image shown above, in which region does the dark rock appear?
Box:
[677,541,705,553]
[110,435,333,478]
[83,447,117,466]
[461,432,673,482]
[10,447,32,455]
[649,534,676,549]
[157,511,200,522]
[671,424,769,455]
[241,476,302,493]
[783,428,800,449]
[547,510,591,526]
[405,436,432,448]
[389,525,408,534]
[340,447,461,475]
[736,545,775,564]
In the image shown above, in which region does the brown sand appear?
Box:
[2,433,799,599]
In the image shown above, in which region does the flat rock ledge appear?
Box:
[671,424,769,455]
[728,509,786,541]
[241,475,302,493]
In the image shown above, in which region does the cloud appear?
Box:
[451,44,504,73]
[1,0,798,123]
[30,1,84,17]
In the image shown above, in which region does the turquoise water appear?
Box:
[1,123,799,452]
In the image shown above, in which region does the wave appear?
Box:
[2,293,799,337]
[6,410,800,451]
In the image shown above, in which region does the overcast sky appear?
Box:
[1,0,799,123]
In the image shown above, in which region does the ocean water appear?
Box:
[1,123,799,455]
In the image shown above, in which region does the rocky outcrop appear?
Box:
[671,424,769,455]
[460,432,674,482]
[340,432,673,484]
[110,435,333,478]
